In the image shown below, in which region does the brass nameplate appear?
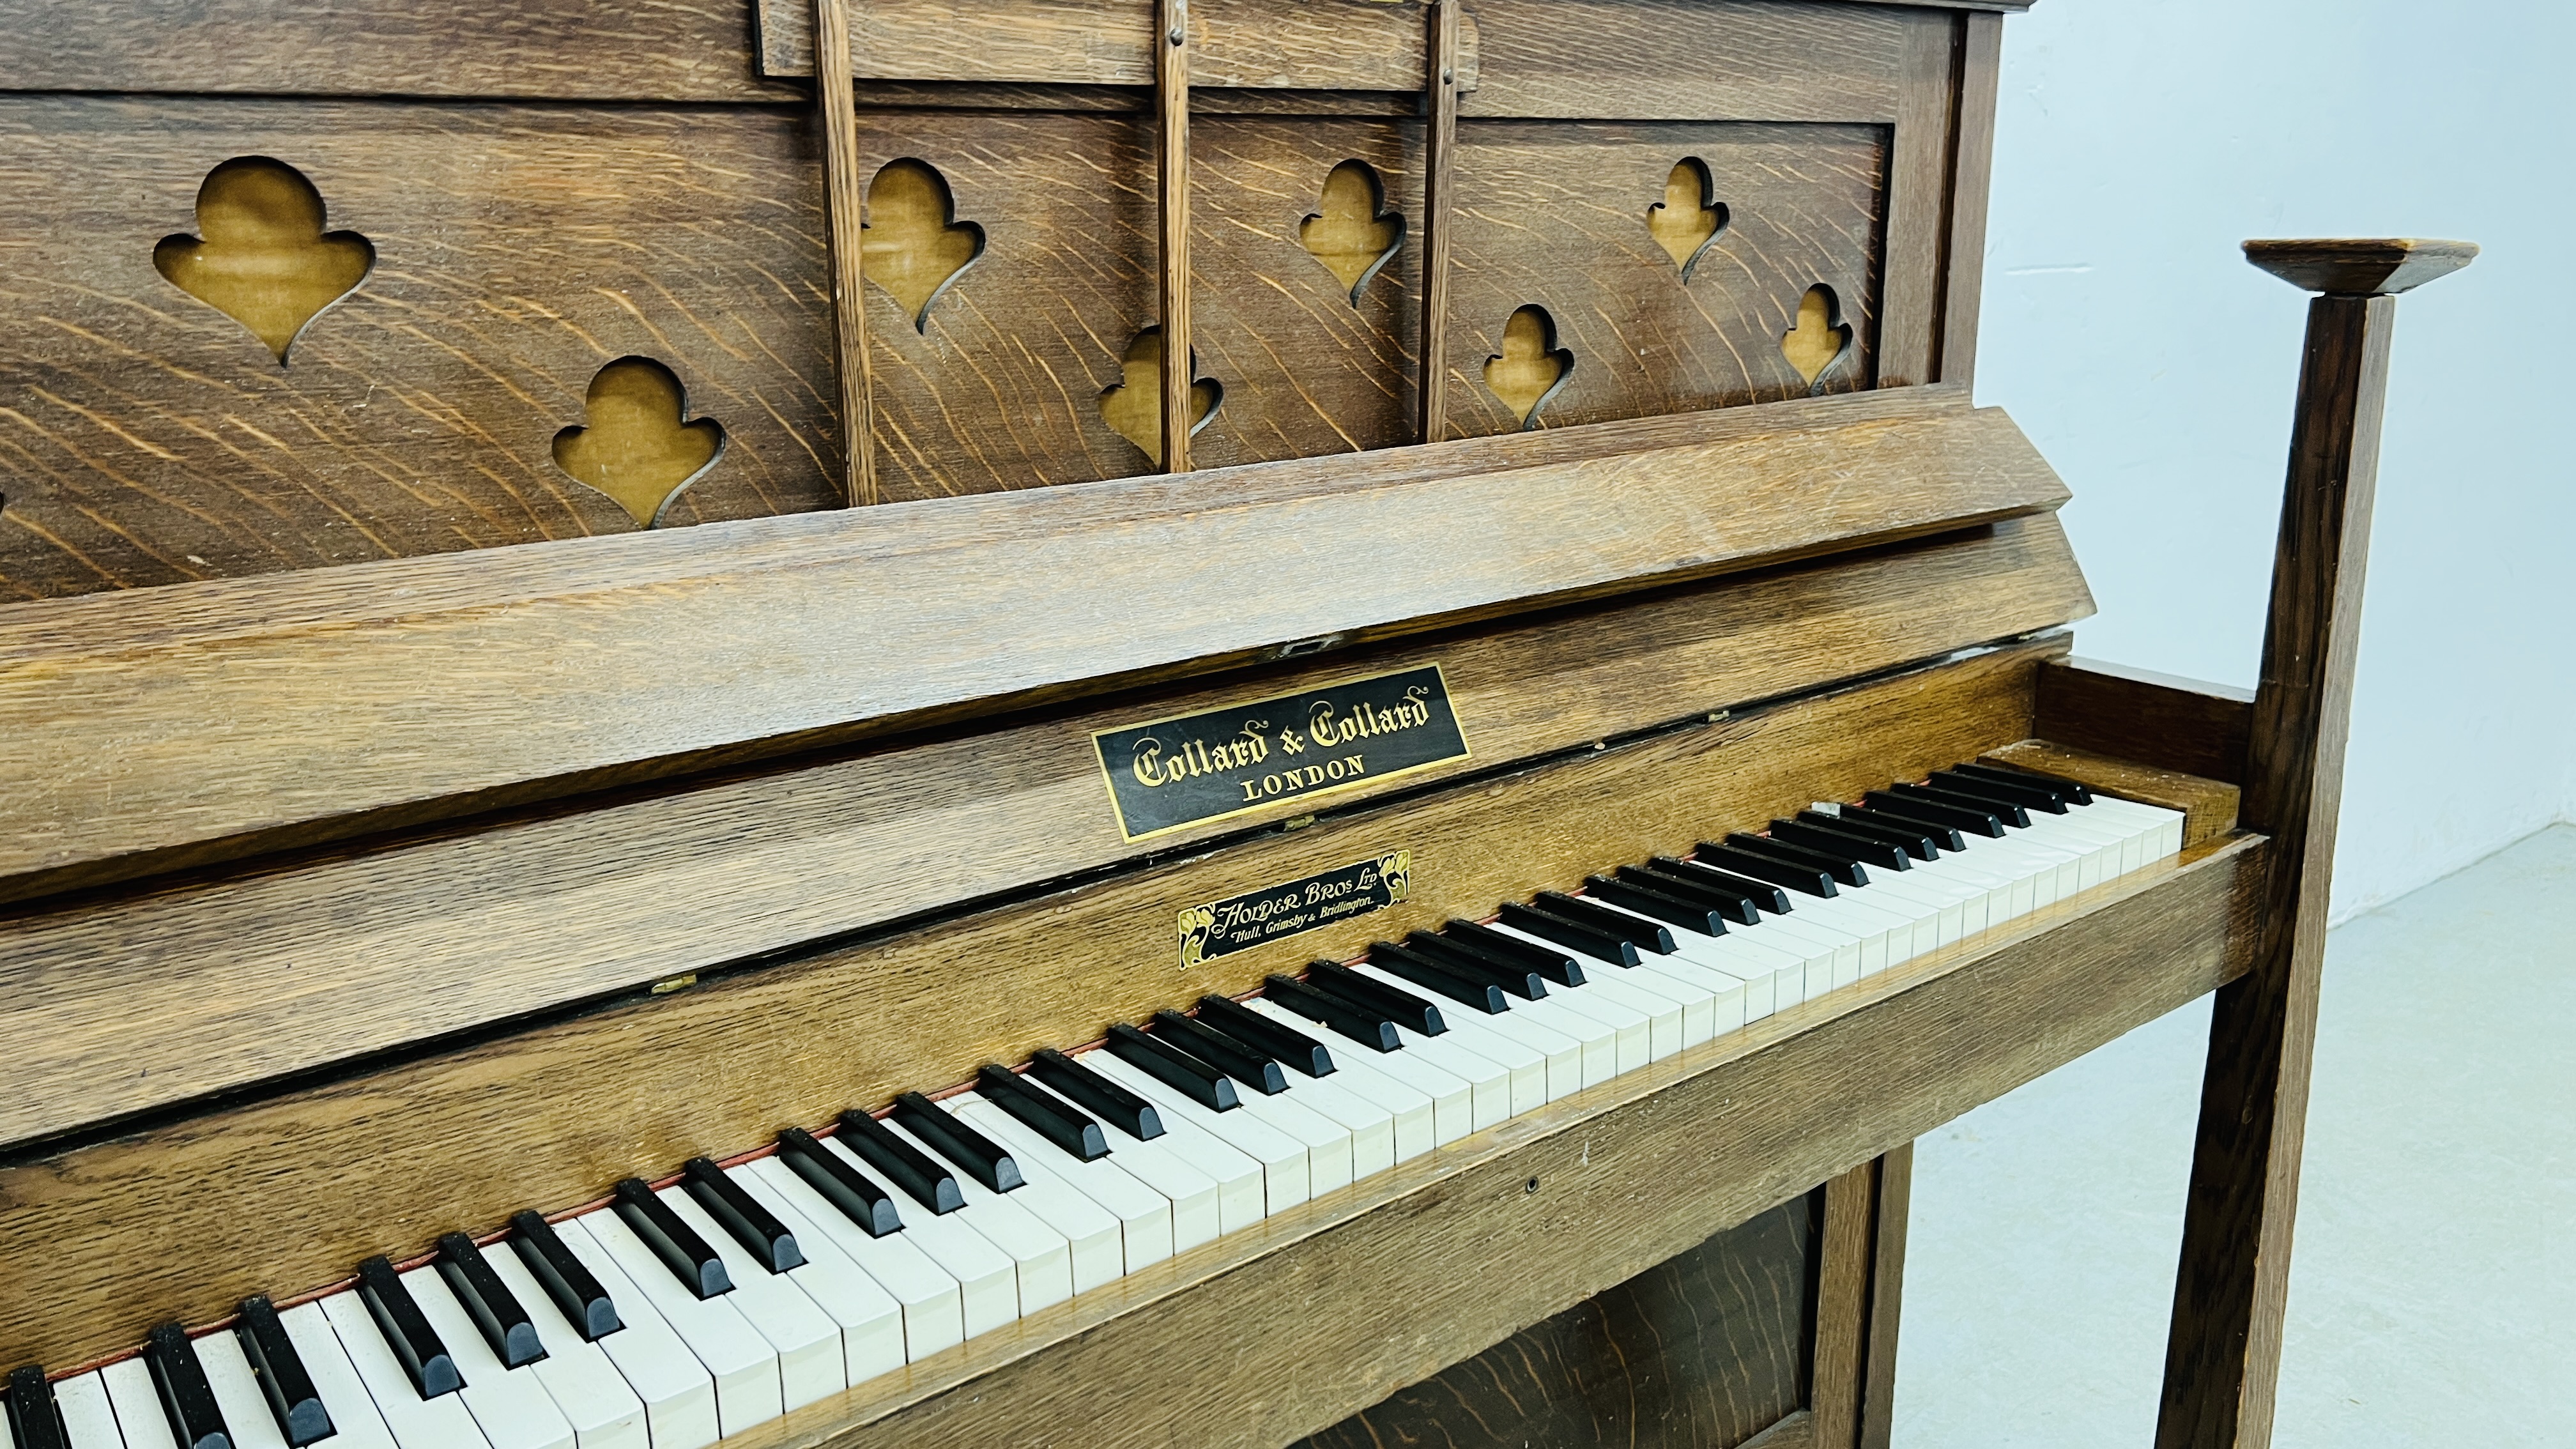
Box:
[1092,665,1469,841]
[1179,852,1413,969]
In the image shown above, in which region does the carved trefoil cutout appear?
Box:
[1645,157,1729,282]
[1483,305,1573,429]
[1100,327,1221,467]
[1299,159,1406,305]
[1781,283,1854,392]
[551,357,726,528]
[153,157,374,363]
[862,158,985,333]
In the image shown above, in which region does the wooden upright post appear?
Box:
[1154,0,1193,472]
[2156,238,2474,1449]
[811,0,875,505]
[1414,0,1460,445]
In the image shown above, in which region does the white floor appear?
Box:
[1893,824,2574,1446]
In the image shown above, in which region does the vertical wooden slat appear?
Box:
[1414,0,1460,444]
[2156,241,2474,1449]
[810,0,875,505]
[1935,11,2004,385]
[1858,1146,1913,1449]
[1810,1161,1878,1448]
[1154,0,1193,472]
[1876,12,1956,388]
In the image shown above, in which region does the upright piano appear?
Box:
[0,0,2469,1445]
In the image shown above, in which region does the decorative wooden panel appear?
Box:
[1296,1194,1820,1449]
[0,97,839,599]
[1442,120,1885,438]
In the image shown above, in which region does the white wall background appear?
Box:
[1974,0,2576,920]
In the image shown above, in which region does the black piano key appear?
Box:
[977,1064,1110,1161]
[1621,862,1763,925]
[776,1128,906,1236]
[1725,832,1869,887]
[1197,993,1337,1076]
[5,1365,69,1449]
[355,1255,464,1399]
[1308,958,1448,1034]
[893,1093,1029,1193]
[1951,759,2092,805]
[1861,790,2006,838]
[505,1213,623,1340]
[1149,1010,1290,1095]
[1533,891,1676,952]
[1647,857,1793,916]
[1769,818,1911,871]
[1583,875,1729,935]
[838,1109,968,1214]
[611,1179,733,1300]
[144,1322,232,1449]
[1797,809,1942,861]
[1401,933,1551,1000]
[1438,919,1587,986]
[1261,974,1400,1052]
[1366,941,1512,1014]
[1496,901,1638,966]
[682,1158,806,1272]
[1836,804,1968,852]
[1107,1022,1243,1110]
[234,1295,335,1446]
[1891,781,2032,827]
[1931,767,2069,814]
[434,1234,548,1368]
[1029,1048,1165,1141]
[1694,843,1837,898]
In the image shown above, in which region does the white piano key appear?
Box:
[875,1118,1078,1313]
[1743,910,1860,995]
[1032,1081,1238,1247]
[1899,852,2002,933]
[1487,984,1618,1088]
[195,1330,290,1449]
[1383,1020,1514,1130]
[951,1097,1175,1273]
[275,1304,399,1449]
[654,1189,846,1409]
[401,1266,576,1449]
[696,1172,905,1390]
[477,1241,648,1449]
[316,1291,491,1449]
[98,1361,173,1449]
[1485,924,1674,1062]
[1084,1050,1312,1214]
[1522,978,1647,1077]
[1242,1000,1452,1152]
[569,1211,781,1438]
[1257,1070,1388,1183]
[1581,956,1712,1050]
[549,1220,722,1449]
[1847,870,1966,949]
[1,1381,15,1449]
[811,1136,1023,1335]
[1228,1082,1356,1196]
[1777,894,1899,975]
[1626,955,1744,1039]
[737,1157,969,1362]
[1656,925,1795,1020]
[921,1100,1128,1292]
[1573,896,1769,1025]
[55,1374,125,1449]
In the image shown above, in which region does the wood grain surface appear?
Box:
[0,388,2066,901]
[0,96,839,600]
[1809,1161,1878,1446]
[2032,656,2255,784]
[1875,11,1958,390]
[757,0,1475,91]
[1935,11,2004,385]
[0,0,802,101]
[0,516,2090,1154]
[1441,121,1885,438]
[1981,740,2242,849]
[1459,0,1907,122]
[1294,1194,1818,1449]
[0,640,2074,1367]
[436,831,2253,1449]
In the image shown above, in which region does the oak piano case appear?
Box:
[0,0,2465,1445]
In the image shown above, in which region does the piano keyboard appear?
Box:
[1,764,2181,1449]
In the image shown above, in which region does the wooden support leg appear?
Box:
[1859,1143,1912,1449]
[1811,1160,1877,1447]
[2156,239,2474,1449]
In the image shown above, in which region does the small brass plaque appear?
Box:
[1092,664,1469,841]
[1178,852,1413,969]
